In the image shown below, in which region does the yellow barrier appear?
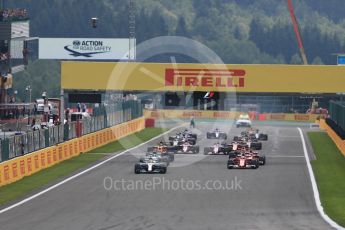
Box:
[262,113,319,122]
[144,109,318,122]
[144,109,242,119]
[320,119,345,157]
[0,117,145,187]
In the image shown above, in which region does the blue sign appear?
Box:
[337,56,345,65]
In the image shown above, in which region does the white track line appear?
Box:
[0,125,185,214]
[266,155,304,158]
[298,128,345,230]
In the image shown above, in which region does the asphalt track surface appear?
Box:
[0,121,333,230]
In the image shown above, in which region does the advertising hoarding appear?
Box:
[39,38,135,60]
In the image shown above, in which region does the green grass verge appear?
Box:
[0,127,166,206]
[308,132,345,227]
[90,127,166,153]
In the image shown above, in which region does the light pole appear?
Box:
[13,90,18,130]
[26,85,32,125]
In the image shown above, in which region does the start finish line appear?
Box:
[61,62,345,93]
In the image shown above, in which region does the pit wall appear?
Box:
[144,109,319,122]
[0,117,145,187]
[319,119,345,157]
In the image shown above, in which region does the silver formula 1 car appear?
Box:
[134,156,167,174]
[206,129,227,139]
[145,152,172,165]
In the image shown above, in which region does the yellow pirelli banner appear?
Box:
[0,117,145,187]
[61,62,345,93]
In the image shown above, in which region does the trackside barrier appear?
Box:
[329,101,345,131]
[144,109,319,122]
[320,119,345,157]
[0,100,143,163]
[0,117,145,187]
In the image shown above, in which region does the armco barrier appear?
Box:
[0,117,145,187]
[144,109,318,122]
[320,119,345,157]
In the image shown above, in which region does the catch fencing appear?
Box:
[0,100,143,163]
[329,100,345,133]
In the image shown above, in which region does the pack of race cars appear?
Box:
[134,127,268,173]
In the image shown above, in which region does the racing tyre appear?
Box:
[169,154,175,162]
[147,147,154,152]
[251,160,259,169]
[134,165,141,174]
[194,146,200,154]
[253,143,262,150]
[259,156,266,165]
[204,147,210,155]
[160,168,167,174]
[227,159,234,169]
[228,152,237,159]
[259,134,268,141]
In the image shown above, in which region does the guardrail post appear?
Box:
[44,129,50,148]
[1,139,10,161]
[64,123,69,141]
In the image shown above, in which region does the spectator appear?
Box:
[15,108,19,119]
[190,116,195,128]
[65,108,70,123]
[31,117,36,127]
[23,48,29,65]
[33,103,37,115]
[77,103,81,112]
[1,8,28,22]
[82,103,87,112]
[22,106,26,117]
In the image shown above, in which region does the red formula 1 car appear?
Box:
[227,154,260,169]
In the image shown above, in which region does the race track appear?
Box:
[0,121,333,230]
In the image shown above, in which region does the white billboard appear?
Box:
[39,38,135,60]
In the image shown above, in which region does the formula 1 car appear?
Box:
[241,129,268,141]
[230,138,262,150]
[204,143,231,155]
[245,140,262,150]
[206,129,227,139]
[174,142,200,154]
[227,154,259,169]
[147,142,173,152]
[134,156,168,174]
[181,129,197,140]
[147,143,175,161]
[169,137,197,146]
[169,133,197,145]
[145,152,172,165]
[228,149,266,165]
